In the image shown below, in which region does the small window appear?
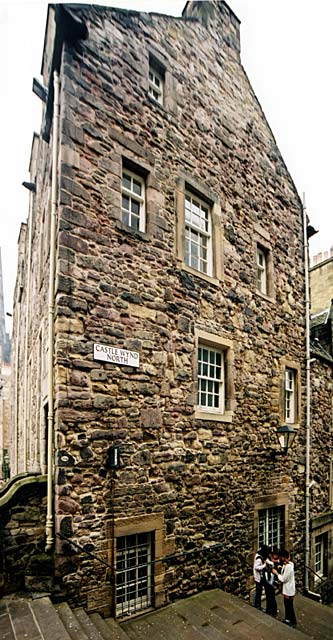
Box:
[198,345,224,413]
[185,192,212,275]
[258,506,285,550]
[148,66,164,105]
[284,368,297,424]
[121,169,146,232]
[257,245,267,294]
[314,533,328,578]
[116,532,154,618]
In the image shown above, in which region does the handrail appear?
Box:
[56,533,115,572]
[56,533,227,570]
[304,564,326,584]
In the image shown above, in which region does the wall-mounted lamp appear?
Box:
[271,425,296,459]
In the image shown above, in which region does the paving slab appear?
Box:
[7,599,42,640]
[277,593,333,640]
[122,603,208,640]
[122,589,310,640]
[0,611,16,640]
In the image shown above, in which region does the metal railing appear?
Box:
[55,532,228,617]
[304,565,333,605]
[56,532,226,570]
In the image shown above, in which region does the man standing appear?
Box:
[273,549,297,627]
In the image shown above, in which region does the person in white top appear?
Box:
[253,545,270,609]
[273,549,297,627]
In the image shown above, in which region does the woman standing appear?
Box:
[273,549,297,627]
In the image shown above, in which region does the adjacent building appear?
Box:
[309,250,333,600]
[9,0,333,616]
[0,247,12,481]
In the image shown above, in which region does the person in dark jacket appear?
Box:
[263,551,278,617]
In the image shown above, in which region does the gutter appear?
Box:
[13,302,21,476]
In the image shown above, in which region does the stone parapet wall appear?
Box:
[0,475,49,596]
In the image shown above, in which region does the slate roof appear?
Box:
[310,308,330,329]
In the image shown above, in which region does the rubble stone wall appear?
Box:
[0,477,48,595]
[13,2,317,610]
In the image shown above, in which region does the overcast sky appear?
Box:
[1,0,332,334]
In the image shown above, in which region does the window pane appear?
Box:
[131,216,139,230]
[122,211,129,226]
[122,173,132,190]
[122,195,129,210]
[133,179,142,196]
[131,200,140,215]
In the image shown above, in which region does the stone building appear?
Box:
[0,247,12,481]
[310,249,333,316]
[0,248,11,366]
[309,250,333,600]
[0,362,11,482]
[9,0,333,616]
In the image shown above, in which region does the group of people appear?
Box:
[253,545,297,628]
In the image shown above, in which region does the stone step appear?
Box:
[30,596,73,640]
[73,608,107,640]
[2,588,333,640]
[6,598,43,640]
[90,612,118,639]
[105,616,132,640]
[55,601,90,640]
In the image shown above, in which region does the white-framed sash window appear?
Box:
[185,192,212,276]
[121,169,146,232]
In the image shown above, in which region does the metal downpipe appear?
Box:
[23,189,34,471]
[45,70,60,552]
[303,194,311,592]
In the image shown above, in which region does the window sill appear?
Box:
[284,422,300,429]
[147,94,167,113]
[179,262,220,287]
[195,409,233,423]
[115,220,149,242]
[256,289,275,302]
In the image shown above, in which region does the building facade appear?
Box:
[0,247,12,481]
[310,250,333,600]
[10,0,333,616]
[311,249,333,316]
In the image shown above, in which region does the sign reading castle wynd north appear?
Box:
[93,343,140,367]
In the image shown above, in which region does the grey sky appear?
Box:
[1,0,332,334]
